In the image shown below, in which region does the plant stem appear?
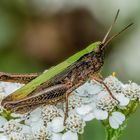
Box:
[105,127,123,140]
[79,134,84,140]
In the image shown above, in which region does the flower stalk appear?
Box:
[105,124,126,140]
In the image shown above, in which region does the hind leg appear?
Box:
[91,74,119,102]
[64,92,71,125]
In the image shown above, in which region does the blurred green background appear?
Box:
[0,0,140,140]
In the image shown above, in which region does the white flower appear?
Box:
[30,119,44,132]
[93,109,108,120]
[0,116,7,128]
[42,105,62,124]
[75,80,103,104]
[62,131,78,140]
[68,94,82,110]
[114,93,130,106]
[29,107,42,122]
[51,117,64,133]
[123,82,140,100]
[8,132,32,140]
[76,104,95,121]
[109,112,125,129]
[104,76,123,94]
[65,113,86,134]
[0,86,4,93]
[3,120,22,135]
[0,134,8,140]
[52,133,62,140]
[82,80,104,95]
[96,94,118,112]
[82,112,95,121]
[22,125,32,134]
[76,105,93,116]
[33,125,52,140]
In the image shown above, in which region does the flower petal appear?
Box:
[109,112,125,129]
[0,134,8,140]
[109,115,119,129]
[30,119,44,132]
[0,116,7,127]
[115,94,130,106]
[76,105,93,116]
[62,131,78,140]
[52,133,62,140]
[22,125,32,134]
[94,109,108,120]
[30,108,42,122]
[112,112,125,122]
[51,117,64,133]
[82,112,95,121]
[86,81,103,95]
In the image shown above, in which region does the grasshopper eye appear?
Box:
[94,47,100,53]
[94,44,104,53]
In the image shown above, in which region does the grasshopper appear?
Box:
[1,10,133,120]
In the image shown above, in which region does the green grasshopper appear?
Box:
[1,10,133,119]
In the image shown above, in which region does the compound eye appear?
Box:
[99,43,104,50]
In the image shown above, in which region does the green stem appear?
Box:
[79,134,84,140]
[105,124,126,140]
[105,129,118,140]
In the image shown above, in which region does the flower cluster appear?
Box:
[0,75,140,140]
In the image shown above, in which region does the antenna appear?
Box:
[104,23,133,46]
[102,9,120,44]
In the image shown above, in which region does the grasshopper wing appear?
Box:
[2,84,68,114]
[1,42,100,102]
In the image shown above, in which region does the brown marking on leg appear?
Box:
[64,92,71,125]
[0,72,39,84]
[91,74,119,103]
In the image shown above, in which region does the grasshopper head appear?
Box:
[94,43,104,54]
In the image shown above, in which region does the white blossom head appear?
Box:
[96,95,118,112]
[33,126,52,140]
[68,94,82,110]
[65,113,86,134]
[123,82,140,100]
[104,76,123,94]
[41,105,63,125]
[3,120,22,135]
[8,132,32,140]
